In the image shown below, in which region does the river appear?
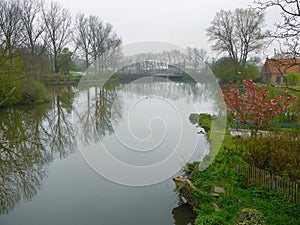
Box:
[0,76,221,225]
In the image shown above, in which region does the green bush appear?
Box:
[236,130,300,182]
[286,71,300,86]
[192,189,214,204]
[196,214,227,225]
[0,76,49,107]
[0,76,22,107]
[217,195,241,215]
[198,113,212,132]
[235,208,265,225]
[0,57,50,107]
[21,78,50,105]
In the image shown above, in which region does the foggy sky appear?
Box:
[55,0,279,58]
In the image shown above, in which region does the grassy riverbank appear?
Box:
[41,73,82,86]
[0,72,82,108]
[0,76,50,108]
[178,114,300,225]
[186,141,300,224]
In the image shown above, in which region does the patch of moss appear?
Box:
[198,113,212,133]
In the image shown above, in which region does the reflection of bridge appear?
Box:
[118,60,187,79]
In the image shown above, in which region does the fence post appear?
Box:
[272,175,276,191]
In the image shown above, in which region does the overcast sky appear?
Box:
[55,0,279,58]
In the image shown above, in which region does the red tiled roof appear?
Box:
[265,58,300,74]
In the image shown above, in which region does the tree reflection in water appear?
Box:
[42,86,77,158]
[0,77,224,214]
[75,76,222,145]
[0,86,76,214]
[75,82,122,144]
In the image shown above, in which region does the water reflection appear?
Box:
[0,86,76,214]
[73,75,221,186]
[43,86,77,157]
[172,203,196,225]
[0,78,223,223]
[75,78,220,145]
[73,84,119,147]
[0,104,50,214]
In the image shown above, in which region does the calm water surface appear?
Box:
[0,79,216,225]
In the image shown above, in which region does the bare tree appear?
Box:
[21,0,45,57]
[186,47,208,71]
[75,14,122,71]
[120,48,208,73]
[0,0,23,61]
[42,1,72,73]
[254,0,300,57]
[88,15,122,71]
[207,8,266,67]
[20,0,47,75]
[207,10,236,62]
[74,13,90,69]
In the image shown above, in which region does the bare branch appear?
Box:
[253,0,300,57]
[74,14,122,71]
[207,8,267,67]
[42,1,72,73]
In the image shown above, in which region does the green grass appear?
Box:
[207,187,300,224]
[198,113,212,133]
[184,114,300,224]
[189,145,300,225]
[41,74,82,85]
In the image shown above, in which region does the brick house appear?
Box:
[261,58,300,84]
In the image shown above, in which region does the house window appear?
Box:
[276,75,281,83]
[268,74,271,80]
